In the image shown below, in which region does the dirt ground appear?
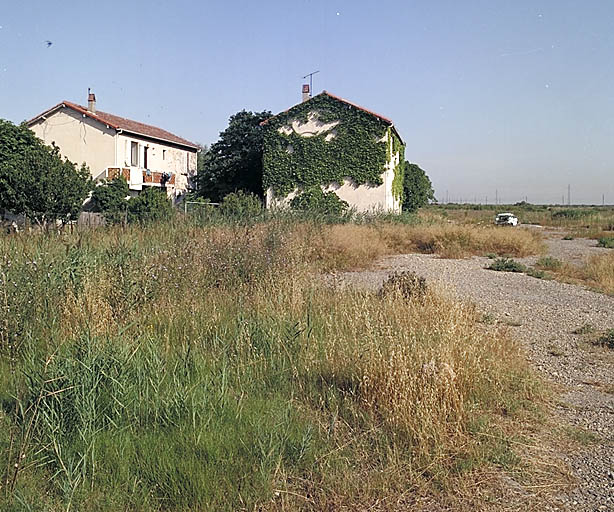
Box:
[330,229,614,511]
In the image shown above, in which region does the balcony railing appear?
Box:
[105,167,176,190]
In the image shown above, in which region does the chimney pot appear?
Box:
[87,91,96,113]
[302,84,310,103]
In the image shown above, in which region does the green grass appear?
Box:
[535,256,562,271]
[597,236,614,248]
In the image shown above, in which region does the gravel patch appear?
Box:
[330,237,614,511]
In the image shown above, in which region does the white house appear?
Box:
[262,89,405,213]
[27,92,199,201]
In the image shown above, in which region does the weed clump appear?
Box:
[536,256,562,270]
[486,258,526,273]
[595,329,614,349]
[379,271,427,301]
[597,236,614,248]
[573,324,595,335]
[526,267,546,279]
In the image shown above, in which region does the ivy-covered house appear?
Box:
[262,91,405,213]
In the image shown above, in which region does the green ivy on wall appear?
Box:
[263,94,404,202]
[391,128,405,201]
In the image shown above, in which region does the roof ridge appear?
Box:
[261,91,404,144]
[27,100,199,149]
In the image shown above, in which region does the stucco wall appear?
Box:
[29,107,116,179]
[117,134,196,175]
[117,134,196,198]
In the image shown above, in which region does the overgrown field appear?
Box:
[0,219,552,510]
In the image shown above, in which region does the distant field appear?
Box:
[427,203,614,236]
[0,217,554,511]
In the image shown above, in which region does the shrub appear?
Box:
[597,237,614,248]
[526,267,546,279]
[379,271,427,301]
[290,186,349,216]
[127,187,174,223]
[486,258,526,273]
[91,177,130,224]
[219,190,263,217]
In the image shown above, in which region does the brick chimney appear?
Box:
[302,84,310,102]
[87,89,96,113]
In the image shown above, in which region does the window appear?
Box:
[162,149,166,160]
[131,142,138,166]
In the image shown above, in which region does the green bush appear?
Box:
[526,267,546,279]
[597,237,614,248]
[91,177,130,223]
[596,329,614,349]
[128,187,174,223]
[486,258,527,273]
[219,191,263,218]
[290,186,349,215]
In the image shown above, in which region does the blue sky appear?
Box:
[1,0,613,204]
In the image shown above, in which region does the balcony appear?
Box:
[105,167,176,191]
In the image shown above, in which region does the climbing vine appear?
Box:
[263,94,404,200]
[391,128,405,202]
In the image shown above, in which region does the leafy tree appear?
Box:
[402,162,435,212]
[0,119,91,222]
[197,110,271,201]
[127,187,174,223]
[91,177,130,224]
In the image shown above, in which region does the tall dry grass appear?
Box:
[553,251,614,295]
[309,222,544,270]
[0,219,554,510]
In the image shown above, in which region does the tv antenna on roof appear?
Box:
[302,70,320,97]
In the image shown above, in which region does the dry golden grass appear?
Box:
[309,223,545,270]
[582,251,614,294]
[302,285,541,460]
[542,251,614,296]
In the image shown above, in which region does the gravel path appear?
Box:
[331,234,614,511]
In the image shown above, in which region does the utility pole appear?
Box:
[568,184,571,206]
[495,189,498,205]
[603,194,605,206]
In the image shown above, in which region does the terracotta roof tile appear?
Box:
[28,101,199,150]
